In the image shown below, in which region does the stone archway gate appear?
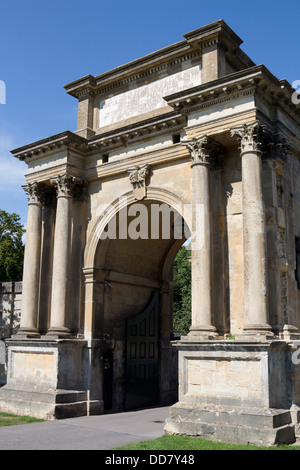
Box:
[1,20,300,446]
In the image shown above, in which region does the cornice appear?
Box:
[11,112,187,163]
[87,111,186,153]
[14,67,300,167]
[63,20,253,100]
[64,50,202,99]
[164,65,300,125]
[183,20,243,48]
[165,65,272,106]
[11,131,89,161]
[25,161,86,185]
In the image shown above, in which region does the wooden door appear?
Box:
[125,292,159,410]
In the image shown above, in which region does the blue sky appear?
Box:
[0,0,299,227]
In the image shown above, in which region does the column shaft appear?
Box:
[231,122,272,337]
[182,136,217,338]
[47,175,75,337]
[38,202,56,334]
[242,150,269,328]
[191,163,214,333]
[19,184,43,337]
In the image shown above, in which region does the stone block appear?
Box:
[165,340,299,446]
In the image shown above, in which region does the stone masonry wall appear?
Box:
[0,282,22,385]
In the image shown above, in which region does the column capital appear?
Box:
[230,120,264,154]
[231,122,291,164]
[50,174,83,198]
[22,182,47,205]
[182,136,224,167]
[182,136,211,166]
[265,133,291,163]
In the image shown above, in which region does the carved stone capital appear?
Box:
[182,136,210,165]
[230,121,263,154]
[127,164,151,200]
[264,133,291,163]
[23,182,48,205]
[50,174,84,198]
[182,136,224,167]
[232,122,291,163]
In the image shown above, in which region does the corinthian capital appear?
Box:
[50,174,79,198]
[267,133,291,163]
[182,136,224,167]
[182,136,210,165]
[230,121,265,154]
[23,182,47,204]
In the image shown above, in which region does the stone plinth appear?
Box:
[0,338,103,420]
[165,340,300,446]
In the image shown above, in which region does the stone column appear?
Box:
[231,121,273,337]
[83,267,105,415]
[18,183,44,337]
[182,136,217,338]
[38,189,56,334]
[47,175,77,337]
[264,135,298,340]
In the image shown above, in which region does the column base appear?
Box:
[14,327,40,339]
[186,325,219,340]
[239,324,274,340]
[276,325,300,341]
[46,327,72,339]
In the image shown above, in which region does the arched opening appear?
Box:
[92,198,191,412]
[172,240,191,338]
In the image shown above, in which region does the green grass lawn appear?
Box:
[114,434,300,451]
[0,412,44,427]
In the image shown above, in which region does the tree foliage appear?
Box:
[173,246,191,336]
[0,210,25,282]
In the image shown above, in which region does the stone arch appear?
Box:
[83,185,192,411]
[84,185,192,269]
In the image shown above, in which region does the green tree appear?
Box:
[173,246,191,336]
[0,210,25,282]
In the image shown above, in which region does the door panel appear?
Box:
[103,349,113,410]
[125,292,159,410]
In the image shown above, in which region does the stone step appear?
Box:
[165,404,296,446]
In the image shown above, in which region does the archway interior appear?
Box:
[93,199,190,411]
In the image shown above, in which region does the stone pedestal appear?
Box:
[165,340,300,446]
[0,338,103,420]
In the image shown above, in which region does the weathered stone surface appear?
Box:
[165,340,300,445]
[1,20,300,444]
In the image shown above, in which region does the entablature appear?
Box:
[87,111,186,154]
[11,131,88,162]
[165,64,300,124]
[64,20,252,101]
